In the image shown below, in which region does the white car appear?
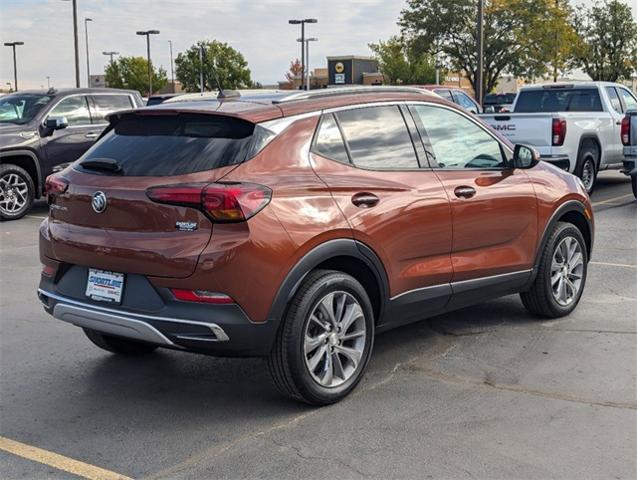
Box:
[481,82,637,193]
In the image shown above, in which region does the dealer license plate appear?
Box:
[85,268,124,303]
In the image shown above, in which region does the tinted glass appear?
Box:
[454,91,478,111]
[78,113,255,176]
[0,94,53,124]
[336,106,419,170]
[514,89,602,112]
[91,95,133,123]
[314,114,350,164]
[433,89,453,101]
[48,96,91,125]
[412,105,505,169]
[605,87,623,113]
[618,88,637,111]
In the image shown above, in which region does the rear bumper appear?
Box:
[539,154,571,171]
[37,281,279,357]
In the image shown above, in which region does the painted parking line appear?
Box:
[592,194,634,207]
[25,215,47,220]
[591,261,637,269]
[0,436,132,480]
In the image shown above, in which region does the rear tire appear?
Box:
[575,145,598,194]
[83,328,159,355]
[521,222,588,318]
[267,269,374,405]
[0,164,35,221]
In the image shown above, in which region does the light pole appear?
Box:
[297,37,317,91]
[84,18,93,87]
[288,18,317,90]
[102,50,119,64]
[476,0,484,106]
[136,30,160,96]
[5,82,12,92]
[61,0,80,87]
[46,76,51,88]
[3,42,23,91]
[168,40,175,93]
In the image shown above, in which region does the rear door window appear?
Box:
[453,91,479,111]
[90,95,134,123]
[514,88,603,112]
[617,88,637,111]
[605,87,623,113]
[48,95,91,126]
[433,89,453,101]
[78,113,256,176]
[335,105,419,170]
[313,114,350,164]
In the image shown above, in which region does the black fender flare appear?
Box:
[529,200,593,285]
[0,149,43,197]
[266,238,389,324]
[577,135,601,168]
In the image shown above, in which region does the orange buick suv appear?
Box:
[38,87,594,404]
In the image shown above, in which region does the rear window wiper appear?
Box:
[79,158,122,173]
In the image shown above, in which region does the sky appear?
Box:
[1,0,636,90]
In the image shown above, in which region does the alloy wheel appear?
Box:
[303,291,367,388]
[550,236,584,306]
[0,173,29,215]
[581,159,595,192]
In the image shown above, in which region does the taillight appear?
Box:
[552,118,567,146]
[146,182,271,223]
[621,116,631,146]
[44,174,69,195]
[171,289,234,304]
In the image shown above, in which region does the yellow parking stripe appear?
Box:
[592,194,634,206]
[0,436,132,480]
[591,261,637,269]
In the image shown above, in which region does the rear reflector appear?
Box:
[621,117,630,146]
[146,182,271,223]
[171,289,234,304]
[41,264,56,277]
[552,118,567,146]
[44,174,69,195]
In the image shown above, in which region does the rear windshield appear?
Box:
[514,88,603,113]
[77,113,256,176]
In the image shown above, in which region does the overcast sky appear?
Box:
[1,0,636,90]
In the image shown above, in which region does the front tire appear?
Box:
[83,328,159,355]
[267,270,374,405]
[0,164,35,221]
[521,222,588,318]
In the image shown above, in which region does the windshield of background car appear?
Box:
[0,94,54,124]
[514,88,603,112]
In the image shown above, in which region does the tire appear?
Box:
[632,175,637,200]
[0,164,35,221]
[574,145,598,194]
[521,222,588,318]
[267,269,375,405]
[83,328,159,355]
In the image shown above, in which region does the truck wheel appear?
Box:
[267,269,374,405]
[521,222,588,318]
[0,164,35,221]
[575,146,598,194]
[83,328,159,355]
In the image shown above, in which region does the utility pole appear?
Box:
[199,44,205,93]
[553,0,559,82]
[476,0,484,106]
[289,18,317,90]
[3,42,24,91]
[168,40,175,92]
[85,18,93,87]
[136,30,160,96]
[297,38,318,91]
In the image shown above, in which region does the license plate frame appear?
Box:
[85,268,125,304]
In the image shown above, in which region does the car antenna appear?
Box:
[206,52,239,100]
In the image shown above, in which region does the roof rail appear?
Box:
[271,86,432,104]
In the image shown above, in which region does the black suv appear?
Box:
[0,88,144,220]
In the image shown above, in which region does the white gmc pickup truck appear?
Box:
[481,82,637,193]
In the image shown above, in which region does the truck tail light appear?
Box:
[621,116,631,146]
[44,174,69,195]
[552,118,567,146]
[146,182,272,223]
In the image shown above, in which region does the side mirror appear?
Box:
[512,144,540,169]
[484,106,495,113]
[42,117,68,137]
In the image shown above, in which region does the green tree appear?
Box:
[104,56,167,96]
[572,0,637,82]
[399,0,577,98]
[175,40,253,92]
[369,36,436,85]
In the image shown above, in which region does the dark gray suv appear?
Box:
[0,88,144,220]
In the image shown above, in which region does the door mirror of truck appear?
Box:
[42,117,69,137]
[512,144,540,169]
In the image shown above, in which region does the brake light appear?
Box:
[146,182,271,223]
[552,118,567,146]
[171,289,234,304]
[621,116,631,146]
[44,174,69,195]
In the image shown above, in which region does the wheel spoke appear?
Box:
[304,332,327,355]
[332,352,346,380]
[551,271,562,287]
[339,302,362,334]
[321,351,334,385]
[309,314,331,332]
[318,294,337,328]
[341,330,365,341]
[307,344,327,372]
[335,345,362,370]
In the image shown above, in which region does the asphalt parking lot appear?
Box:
[1,171,635,480]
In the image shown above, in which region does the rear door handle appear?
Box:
[85,132,100,139]
[351,192,380,208]
[454,186,476,199]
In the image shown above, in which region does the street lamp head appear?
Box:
[148,30,160,35]
[85,17,93,22]
[288,19,302,24]
[4,42,24,46]
[307,37,318,42]
[304,18,318,23]
[136,31,147,36]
